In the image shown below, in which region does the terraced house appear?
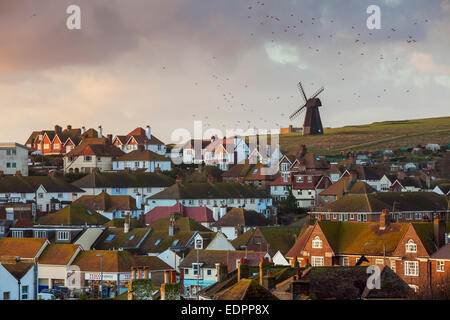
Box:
[285,215,450,291]
[71,171,174,208]
[113,126,166,156]
[145,180,274,217]
[0,175,84,215]
[310,192,449,223]
[112,148,171,172]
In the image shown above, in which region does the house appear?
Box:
[36,204,110,226]
[0,143,29,176]
[203,136,249,171]
[113,126,166,156]
[71,171,174,208]
[390,177,425,192]
[292,173,331,208]
[0,257,38,300]
[211,208,270,240]
[112,148,171,173]
[0,237,50,261]
[73,192,142,219]
[179,249,268,299]
[64,137,125,174]
[242,163,277,191]
[25,125,84,155]
[232,226,303,266]
[269,172,292,202]
[70,250,152,298]
[179,139,211,165]
[140,216,214,271]
[429,243,450,287]
[145,203,216,229]
[285,217,449,291]
[317,175,353,205]
[92,225,152,252]
[310,192,449,223]
[37,243,83,292]
[0,175,84,215]
[146,181,274,216]
[129,256,175,287]
[272,265,412,300]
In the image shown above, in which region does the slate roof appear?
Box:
[72,172,174,189]
[316,194,389,213]
[372,192,448,212]
[0,238,48,259]
[213,208,269,228]
[430,243,450,260]
[348,181,377,194]
[0,176,84,193]
[319,176,352,197]
[73,192,138,212]
[93,227,151,250]
[148,182,268,200]
[37,204,110,226]
[38,244,81,265]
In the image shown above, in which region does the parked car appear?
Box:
[38,292,56,300]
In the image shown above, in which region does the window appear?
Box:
[404,261,419,276]
[12,163,16,168]
[207,269,212,276]
[184,269,189,275]
[105,234,116,242]
[405,240,417,253]
[154,239,161,246]
[350,214,354,220]
[281,163,290,172]
[6,162,11,168]
[254,237,262,245]
[22,286,29,300]
[296,176,304,183]
[12,230,23,238]
[311,256,324,267]
[342,257,349,266]
[58,193,63,198]
[375,259,384,265]
[390,260,396,272]
[57,231,69,241]
[307,176,312,183]
[193,263,200,275]
[3,292,10,300]
[38,193,44,199]
[437,261,445,272]
[83,156,92,162]
[34,230,47,238]
[312,236,322,249]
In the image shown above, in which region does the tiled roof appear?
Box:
[430,243,450,260]
[126,127,165,146]
[71,250,138,273]
[72,172,174,189]
[116,149,170,162]
[372,192,448,212]
[148,182,268,200]
[316,194,389,213]
[66,140,124,158]
[131,255,173,271]
[74,192,138,211]
[259,226,304,255]
[37,204,110,226]
[243,163,276,181]
[319,176,352,196]
[213,208,269,227]
[348,181,377,194]
[0,238,48,259]
[317,221,409,255]
[213,279,278,300]
[285,225,314,259]
[222,163,254,179]
[0,176,84,193]
[38,244,81,265]
[145,204,215,224]
[1,261,35,280]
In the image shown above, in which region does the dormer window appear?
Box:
[57,231,69,241]
[312,236,323,249]
[405,239,417,253]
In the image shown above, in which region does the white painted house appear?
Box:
[0,260,38,300]
[0,143,29,176]
[203,136,250,171]
[112,149,171,172]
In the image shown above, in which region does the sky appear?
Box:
[0,0,449,145]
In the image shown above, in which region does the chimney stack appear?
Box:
[434,218,446,249]
[237,258,249,281]
[219,205,227,219]
[175,175,184,185]
[15,171,22,177]
[379,209,390,231]
[124,213,130,233]
[145,126,151,140]
[55,125,62,134]
[169,216,175,236]
[82,126,86,134]
[98,125,103,138]
[216,263,228,282]
[154,167,162,174]
[212,204,219,221]
[107,134,113,145]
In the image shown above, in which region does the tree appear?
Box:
[281,188,297,215]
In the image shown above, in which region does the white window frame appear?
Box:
[311,256,324,267]
[57,231,69,241]
[312,236,322,249]
[405,239,417,253]
[437,260,445,272]
[404,261,419,276]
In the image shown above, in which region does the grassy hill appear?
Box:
[279,116,450,155]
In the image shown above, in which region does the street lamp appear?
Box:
[365,242,386,265]
[96,254,103,299]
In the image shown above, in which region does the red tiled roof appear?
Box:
[145,203,215,224]
[0,238,48,259]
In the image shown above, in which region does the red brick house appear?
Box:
[285,216,449,291]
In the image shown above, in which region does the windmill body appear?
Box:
[289,82,325,136]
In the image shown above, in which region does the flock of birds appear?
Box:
[168,1,430,132]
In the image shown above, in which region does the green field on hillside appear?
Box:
[279,116,450,154]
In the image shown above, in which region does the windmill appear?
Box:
[289,82,325,135]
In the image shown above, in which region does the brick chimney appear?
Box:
[379,209,390,231]
[216,263,228,282]
[15,171,22,177]
[262,271,275,291]
[54,125,62,134]
[168,215,175,236]
[175,175,184,184]
[434,218,446,249]
[107,134,113,145]
[124,213,130,233]
[154,167,162,174]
